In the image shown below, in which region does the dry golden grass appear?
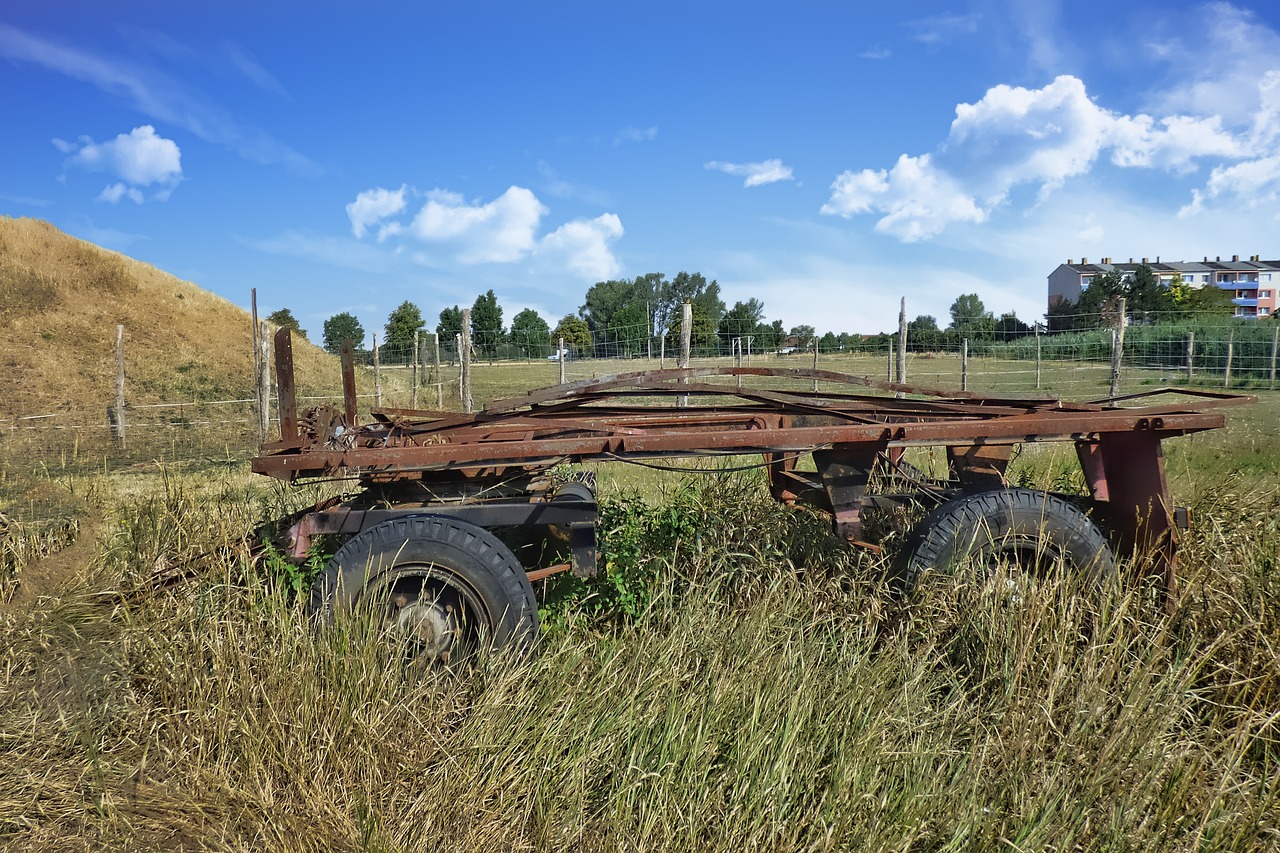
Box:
[0,216,342,422]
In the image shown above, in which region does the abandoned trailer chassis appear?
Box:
[254,329,1250,605]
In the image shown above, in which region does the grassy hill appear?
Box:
[0,215,340,423]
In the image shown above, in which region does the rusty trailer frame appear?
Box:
[253,328,1251,598]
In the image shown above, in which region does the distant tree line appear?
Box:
[273,261,1270,365]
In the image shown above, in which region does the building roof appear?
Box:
[1056,256,1280,275]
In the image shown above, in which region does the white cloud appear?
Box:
[0,23,318,175]
[535,213,624,280]
[97,183,143,204]
[859,46,892,60]
[905,13,979,45]
[224,42,290,98]
[342,184,624,280]
[411,186,547,263]
[346,185,408,239]
[822,154,985,241]
[1147,3,1280,124]
[704,159,795,187]
[824,67,1280,240]
[56,125,183,203]
[614,126,658,145]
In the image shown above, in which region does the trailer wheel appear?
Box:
[310,515,538,659]
[890,488,1116,595]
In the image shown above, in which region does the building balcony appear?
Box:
[1233,297,1259,307]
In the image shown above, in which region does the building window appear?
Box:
[1261,290,1273,298]
[1262,273,1272,281]
[1261,307,1272,316]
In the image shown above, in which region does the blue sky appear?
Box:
[3,1,1280,340]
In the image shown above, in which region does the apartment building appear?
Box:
[1047,254,1279,318]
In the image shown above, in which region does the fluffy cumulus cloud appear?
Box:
[346,185,407,240]
[411,186,547,263]
[346,184,622,279]
[535,213,624,280]
[54,125,183,203]
[824,58,1280,241]
[704,158,795,187]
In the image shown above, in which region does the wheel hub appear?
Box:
[392,596,458,658]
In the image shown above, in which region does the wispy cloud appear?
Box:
[224,42,290,98]
[0,191,53,208]
[237,230,396,273]
[905,13,980,45]
[537,160,613,206]
[0,22,318,176]
[858,46,892,60]
[614,125,658,146]
[704,158,795,187]
[54,125,184,203]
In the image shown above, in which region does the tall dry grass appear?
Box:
[2,458,1277,851]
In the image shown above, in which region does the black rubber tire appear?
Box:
[889,488,1116,595]
[310,515,539,654]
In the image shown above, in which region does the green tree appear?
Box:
[789,324,816,350]
[1046,296,1077,332]
[437,306,463,344]
[606,300,649,355]
[471,289,504,356]
[1124,264,1175,317]
[758,319,785,350]
[994,312,1031,339]
[510,308,551,355]
[818,331,839,352]
[267,308,306,339]
[384,301,425,355]
[949,293,994,338]
[552,314,593,355]
[908,314,942,350]
[581,279,645,337]
[718,299,766,341]
[1170,276,1234,318]
[1075,271,1124,326]
[322,312,364,354]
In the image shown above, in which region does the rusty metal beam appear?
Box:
[274,327,297,442]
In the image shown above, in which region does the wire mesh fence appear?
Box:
[2,311,1276,526]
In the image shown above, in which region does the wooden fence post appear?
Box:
[1186,331,1195,385]
[559,337,566,384]
[735,338,743,388]
[1035,324,1042,390]
[896,297,907,397]
[1109,297,1126,398]
[373,333,382,409]
[1270,325,1278,391]
[678,301,692,408]
[258,319,271,439]
[113,323,127,449]
[887,339,894,383]
[460,308,473,413]
[1224,328,1234,389]
[411,330,419,409]
[961,338,969,392]
[433,333,442,409]
[812,338,819,392]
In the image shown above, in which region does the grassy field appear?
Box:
[2,351,1279,850]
